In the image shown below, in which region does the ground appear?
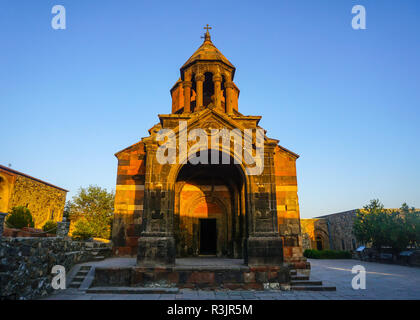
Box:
[42,259,420,300]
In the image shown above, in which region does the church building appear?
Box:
[112,27,308,271]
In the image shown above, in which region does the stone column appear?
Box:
[137,141,176,267]
[0,212,7,238]
[213,74,222,109]
[225,81,234,114]
[195,74,204,111]
[246,147,285,267]
[57,220,70,238]
[183,81,192,113]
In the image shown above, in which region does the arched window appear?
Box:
[203,72,214,107]
[221,75,226,111]
[190,73,197,112]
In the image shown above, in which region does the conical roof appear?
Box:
[181,30,235,71]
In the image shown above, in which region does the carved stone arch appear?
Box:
[314,228,329,250]
[167,148,251,190]
[185,192,229,217]
[184,193,231,257]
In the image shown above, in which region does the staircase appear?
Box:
[289,269,336,291]
[68,265,92,289]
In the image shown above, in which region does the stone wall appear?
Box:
[317,210,359,251]
[112,141,146,256]
[0,170,15,213]
[8,175,67,229]
[176,183,232,257]
[273,146,306,267]
[93,264,291,290]
[0,237,111,300]
[300,218,330,250]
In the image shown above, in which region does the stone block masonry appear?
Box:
[0,212,7,238]
[111,28,309,274]
[0,237,111,300]
[0,165,68,229]
[92,264,291,290]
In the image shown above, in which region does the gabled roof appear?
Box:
[0,164,68,192]
[181,31,235,72]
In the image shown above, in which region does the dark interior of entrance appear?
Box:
[199,218,217,255]
[175,150,247,258]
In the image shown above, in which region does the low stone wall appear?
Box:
[92,265,291,290]
[0,237,111,300]
[2,227,56,238]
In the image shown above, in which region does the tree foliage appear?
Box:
[42,220,57,234]
[400,203,420,247]
[68,185,114,239]
[5,206,34,229]
[72,219,95,240]
[353,199,420,253]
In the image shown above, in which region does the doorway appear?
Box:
[316,236,323,250]
[199,218,217,255]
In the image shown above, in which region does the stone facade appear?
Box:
[302,209,418,252]
[57,221,70,238]
[112,29,307,270]
[316,210,359,251]
[300,218,330,251]
[93,265,290,290]
[0,212,7,238]
[0,165,68,229]
[0,237,111,299]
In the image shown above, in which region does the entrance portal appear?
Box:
[175,151,247,258]
[199,218,217,255]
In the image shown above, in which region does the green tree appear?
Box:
[42,220,57,234]
[353,199,386,249]
[354,200,419,253]
[68,185,114,239]
[387,210,409,253]
[5,206,35,229]
[400,203,420,248]
[63,200,72,220]
[72,219,95,240]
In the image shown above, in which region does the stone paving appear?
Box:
[41,259,420,300]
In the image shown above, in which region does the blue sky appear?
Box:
[0,0,419,218]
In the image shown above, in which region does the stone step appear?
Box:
[291,280,323,286]
[291,275,309,281]
[77,270,89,275]
[80,266,92,270]
[291,285,336,291]
[86,287,179,294]
[69,281,83,288]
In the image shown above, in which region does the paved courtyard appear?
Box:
[42,259,420,300]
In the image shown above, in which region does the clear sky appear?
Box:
[1,0,419,218]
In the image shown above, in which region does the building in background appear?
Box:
[301,210,360,251]
[300,218,330,251]
[0,164,68,228]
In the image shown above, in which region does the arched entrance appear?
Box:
[316,236,323,251]
[174,150,247,259]
[180,197,225,256]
